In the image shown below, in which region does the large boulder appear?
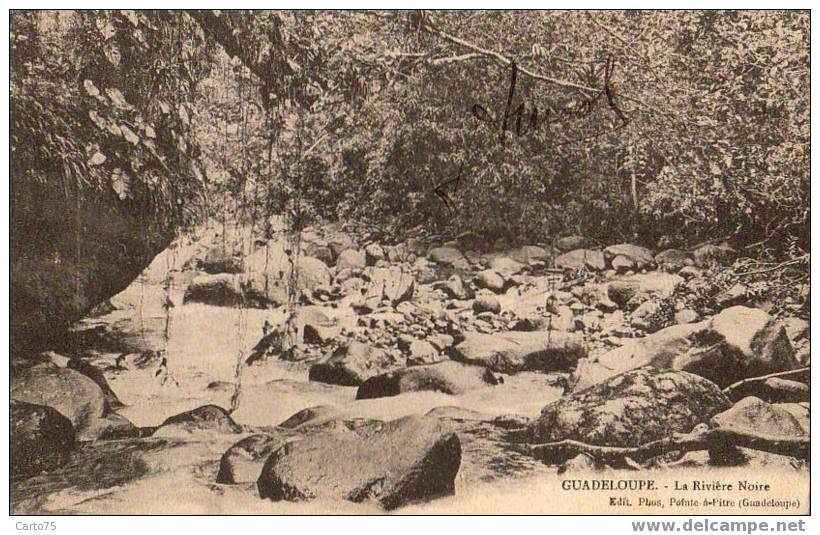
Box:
[603,243,655,269]
[297,305,354,346]
[509,245,551,265]
[775,403,810,435]
[11,367,105,439]
[335,249,366,271]
[406,338,446,366]
[356,361,498,399]
[488,256,525,277]
[217,433,287,484]
[606,272,683,309]
[326,232,355,260]
[529,368,731,447]
[554,235,589,252]
[244,245,332,305]
[309,341,406,386]
[450,330,585,373]
[364,243,386,266]
[555,249,606,271]
[366,266,414,306]
[708,306,797,378]
[571,306,799,391]
[474,270,506,293]
[711,397,806,437]
[152,405,243,438]
[11,177,173,352]
[257,415,461,510]
[472,294,501,314]
[11,400,75,479]
[428,246,468,268]
[66,357,123,411]
[441,274,473,300]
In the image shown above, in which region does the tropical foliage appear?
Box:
[11,10,810,257]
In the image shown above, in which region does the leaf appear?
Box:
[144,125,156,139]
[709,162,722,176]
[96,18,116,40]
[107,123,123,137]
[105,88,132,110]
[88,110,107,130]
[178,104,190,126]
[83,79,100,97]
[111,168,132,200]
[88,152,107,166]
[121,125,140,145]
[104,44,122,66]
[121,9,139,27]
[158,101,171,114]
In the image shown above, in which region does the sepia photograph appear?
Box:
[7,6,812,518]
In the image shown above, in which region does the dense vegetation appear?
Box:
[11,10,810,256]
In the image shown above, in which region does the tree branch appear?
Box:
[420,14,598,95]
[722,367,810,401]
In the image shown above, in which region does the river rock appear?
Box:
[366,266,415,306]
[364,243,386,266]
[336,249,366,271]
[356,361,498,399]
[488,256,525,277]
[611,255,635,273]
[12,175,174,352]
[428,246,468,268]
[674,308,700,325]
[510,245,551,265]
[450,330,585,373]
[555,249,606,271]
[529,368,730,447]
[606,272,683,309]
[257,415,461,510]
[309,341,406,386]
[12,367,105,439]
[216,433,287,484]
[442,274,473,300]
[604,243,655,268]
[67,357,123,411]
[474,270,506,293]
[327,232,355,260]
[714,283,749,308]
[711,396,806,437]
[11,400,75,479]
[473,295,501,314]
[244,247,332,305]
[406,339,445,366]
[555,235,588,252]
[152,405,243,438]
[774,403,810,435]
[630,299,669,333]
[571,306,798,391]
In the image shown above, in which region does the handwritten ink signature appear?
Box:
[433,56,629,213]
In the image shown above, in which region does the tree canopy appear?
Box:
[11,9,810,257]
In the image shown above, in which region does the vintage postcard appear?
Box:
[8,8,810,516]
